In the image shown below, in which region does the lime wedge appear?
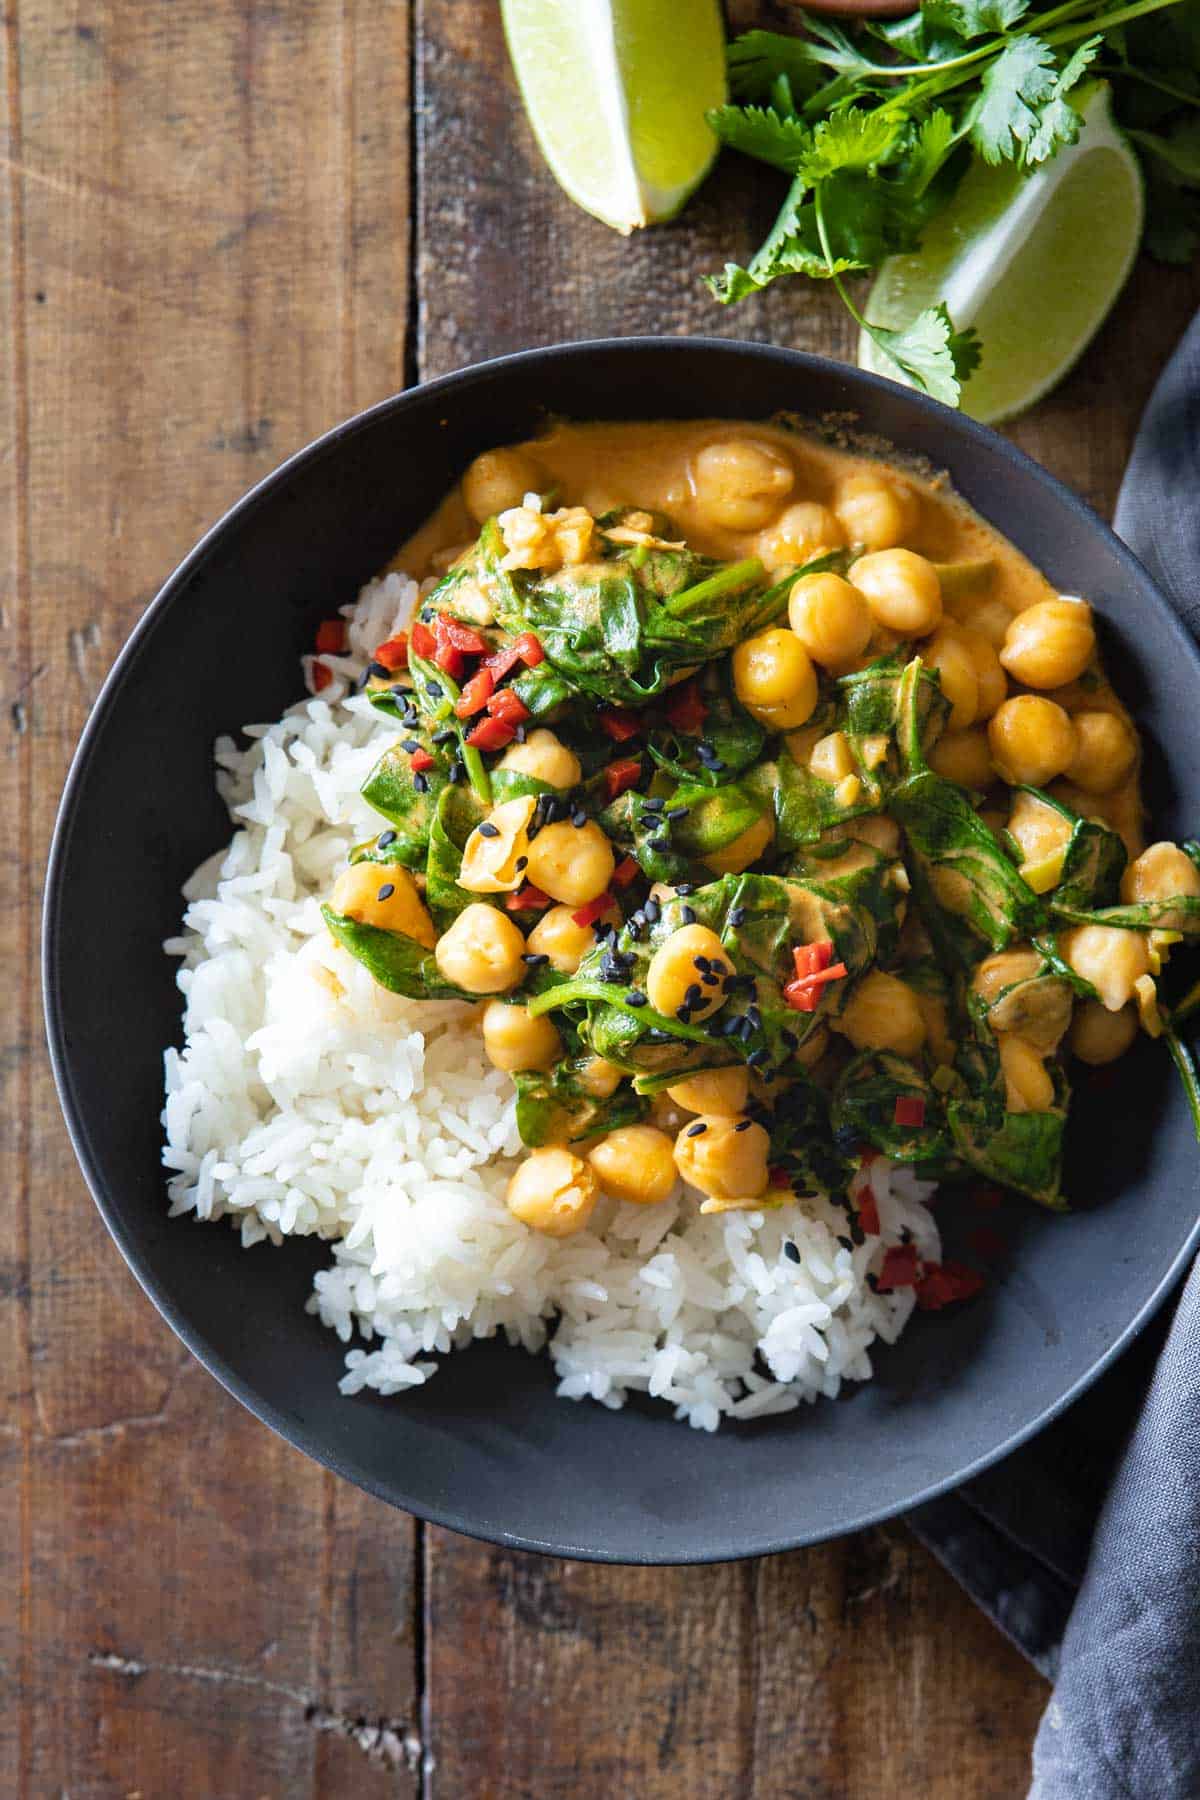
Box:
[858,84,1144,423]
[501,0,726,234]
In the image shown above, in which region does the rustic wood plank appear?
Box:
[2,2,418,1794]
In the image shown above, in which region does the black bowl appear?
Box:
[45,339,1200,1562]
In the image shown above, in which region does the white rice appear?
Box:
[162,569,941,1429]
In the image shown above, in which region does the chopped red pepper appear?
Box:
[513,631,545,667]
[505,883,552,912]
[859,1146,880,1169]
[893,1094,927,1128]
[877,1244,921,1291]
[665,678,706,736]
[487,687,530,726]
[915,1261,985,1311]
[436,614,489,656]
[311,661,334,693]
[571,890,617,929]
[783,958,848,1012]
[372,632,408,671]
[454,668,495,718]
[768,1165,792,1189]
[610,855,639,889]
[597,707,641,743]
[604,759,643,803]
[410,620,436,660]
[433,640,465,678]
[484,643,522,680]
[315,619,346,655]
[858,1190,881,1235]
[465,716,517,752]
[409,748,435,773]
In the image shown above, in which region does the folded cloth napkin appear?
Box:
[909,311,1200,1796]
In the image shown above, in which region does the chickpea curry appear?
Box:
[320,420,1200,1237]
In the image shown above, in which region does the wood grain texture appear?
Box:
[2,3,418,1795]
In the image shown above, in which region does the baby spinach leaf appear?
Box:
[767,1070,858,1198]
[831,1051,957,1174]
[359,739,449,867]
[597,789,696,887]
[1014,786,1127,910]
[647,669,766,787]
[424,785,489,931]
[668,781,769,861]
[1051,897,1200,935]
[322,907,472,1000]
[513,1061,649,1147]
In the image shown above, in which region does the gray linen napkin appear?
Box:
[911,312,1200,1797]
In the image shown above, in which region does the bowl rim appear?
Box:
[42,335,1200,1563]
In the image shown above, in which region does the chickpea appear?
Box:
[498,728,582,790]
[527,901,619,974]
[1121,841,1200,904]
[845,814,902,857]
[1007,789,1073,864]
[1070,1000,1139,1065]
[506,1146,598,1237]
[577,1056,624,1100]
[1000,597,1096,690]
[998,1036,1055,1114]
[645,922,730,1022]
[523,818,615,907]
[459,795,538,892]
[587,1125,678,1205]
[832,471,918,551]
[958,625,1007,719]
[329,862,436,949]
[690,438,795,530]
[481,1000,561,1073]
[732,628,818,727]
[434,902,526,994]
[704,812,774,875]
[835,970,926,1056]
[849,549,943,637]
[923,627,979,731]
[947,591,1019,651]
[1061,922,1151,1012]
[988,696,1077,788]
[787,572,873,672]
[462,447,546,524]
[673,1114,771,1200]
[758,501,846,571]
[1066,710,1138,795]
[809,730,856,785]
[928,727,993,789]
[973,949,1045,1009]
[666,1066,750,1116]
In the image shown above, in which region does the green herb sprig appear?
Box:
[706,0,1199,405]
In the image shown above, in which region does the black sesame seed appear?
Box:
[478,821,500,839]
[701,972,719,987]
[626,990,648,1007]
[781,1029,799,1051]
[675,1004,693,1021]
[783,1240,802,1265]
[734,1119,752,1133]
[685,983,702,1005]
[521,952,550,967]
[693,955,711,972]
[627,919,645,941]
[644,898,660,923]
[377,830,397,849]
[675,883,695,896]
[679,905,696,925]
[412,772,429,793]
[728,907,746,927]
[515,855,528,872]
[432,728,456,745]
[426,680,443,699]
[867,1273,880,1292]
[389,685,408,700]
[448,760,463,783]
[571,809,587,828]
[850,1222,866,1247]
[686,1121,707,1137]
[642,796,664,813]
[368,661,389,680]
[377,883,395,901]
[747,1048,769,1069]
[513,724,528,743]
[666,806,690,821]
[837,1235,853,1252]
[649,837,671,852]
[631,911,646,930]
[402,738,422,754]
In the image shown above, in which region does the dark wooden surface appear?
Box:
[5,4,1200,1794]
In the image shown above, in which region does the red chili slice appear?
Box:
[877,1244,921,1291]
[410,620,436,660]
[915,1261,985,1311]
[315,619,346,654]
[505,884,552,912]
[858,1190,881,1235]
[514,631,545,667]
[465,716,517,751]
[373,632,408,671]
[436,614,489,656]
[610,856,639,889]
[311,661,334,693]
[783,960,848,1012]
[597,707,641,742]
[433,640,465,678]
[454,668,495,718]
[484,643,522,680]
[604,759,643,803]
[571,891,617,929]
[893,1094,926,1128]
[409,748,435,773]
[487,687,530,726]
[665,678,706,736]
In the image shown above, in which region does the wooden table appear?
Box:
[5,4,1198,1794]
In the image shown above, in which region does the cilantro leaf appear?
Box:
[970,36,1059,165]
[923,0,1030,40]
[1024,40,1102,166]
[707,104,813,174]
[798,109,903,183]
[727,27,876,101]
[862,304,983,407]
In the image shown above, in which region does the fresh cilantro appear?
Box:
[702,0,1198,410]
